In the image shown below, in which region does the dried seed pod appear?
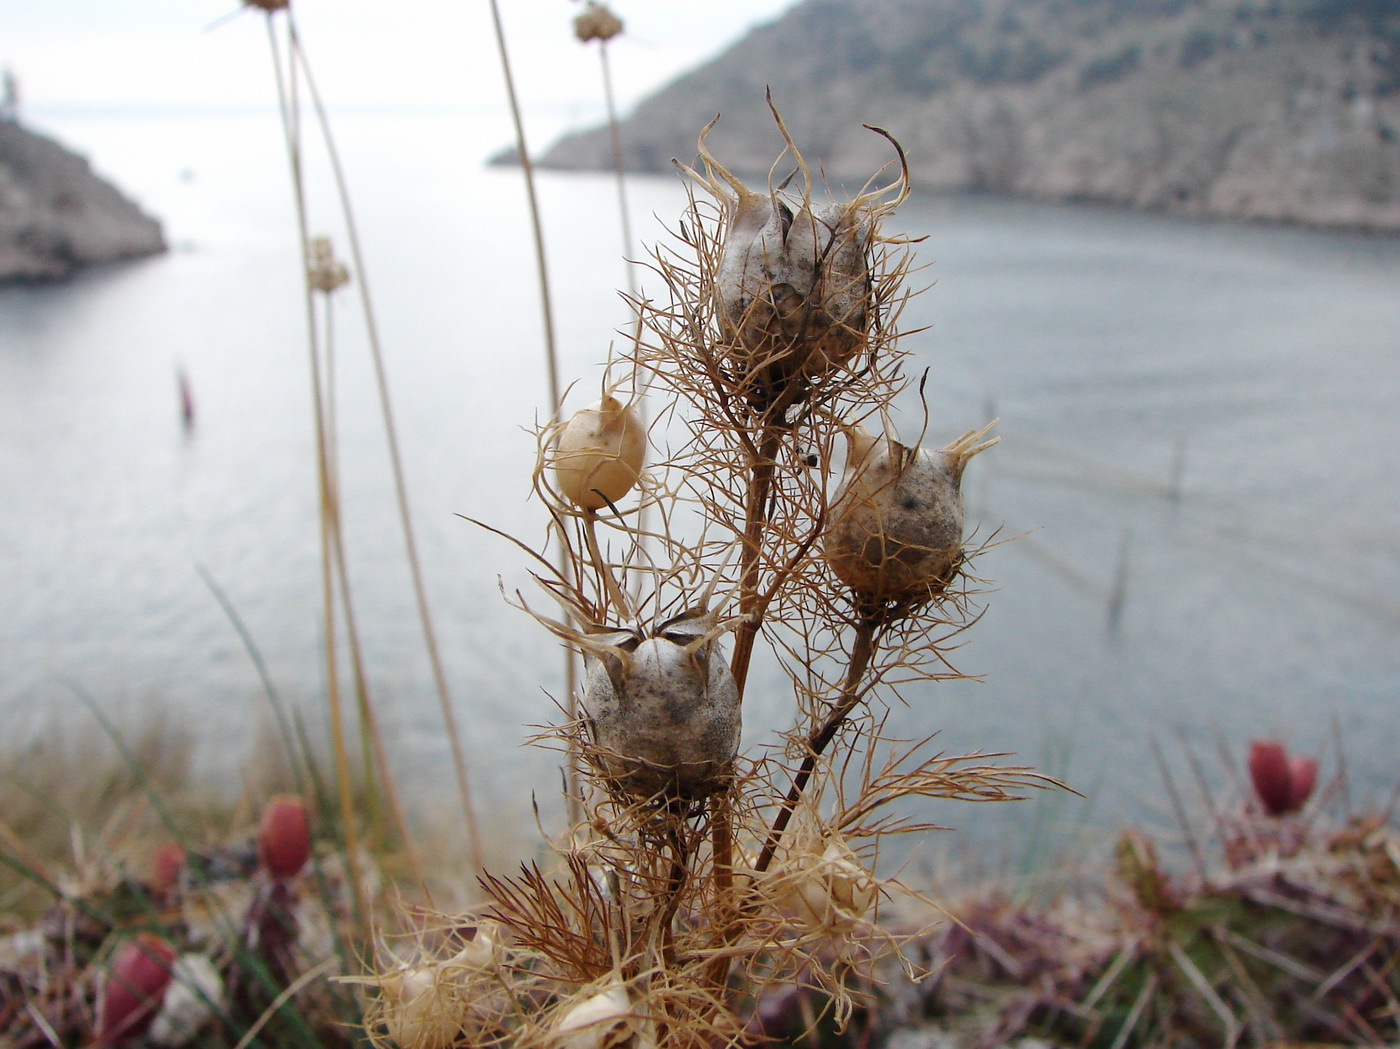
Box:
[553,394,646,511]
[775,837,878,936]
[579,607,741,800]
[376,933,496,1049]
[553,982,651,1049]
[712,187,873,384]
[824,422,996,604]
[573,2,624,43]
[678,112,908,401]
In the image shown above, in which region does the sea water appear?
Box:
[3,108,1398,862]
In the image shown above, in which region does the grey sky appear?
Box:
[1,0,799,116]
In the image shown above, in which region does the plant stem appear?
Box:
[288,22,483,871]
[727,426,784,697]
[263,13,369,939]
[754,615,880,875]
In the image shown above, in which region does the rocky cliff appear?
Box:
[0,120,166,282]
[536,0,1400,230]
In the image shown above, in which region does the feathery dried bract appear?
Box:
[824,422,998,605]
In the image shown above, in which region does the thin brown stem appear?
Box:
[263,13,368,938]
[727,426,784,697]
[755,615,880,875]
[288,23,483,870]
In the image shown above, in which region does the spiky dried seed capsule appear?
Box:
[573,3,624,43]
[581,611,740,800]
[778,838,878,936]
[714,189,873,387]
[824,424,996,603]
[553,395,645,511]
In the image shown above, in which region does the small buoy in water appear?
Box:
[177,367,195,429]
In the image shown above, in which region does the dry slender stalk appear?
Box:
[262,13,368,939]
[286,20,483,870]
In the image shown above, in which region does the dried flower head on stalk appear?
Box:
[364,107,1059,1049]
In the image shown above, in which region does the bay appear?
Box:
[3,108,1398,863]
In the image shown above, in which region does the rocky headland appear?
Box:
[535,0,1400,231]
[0,120,166,282]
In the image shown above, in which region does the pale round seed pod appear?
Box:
[376,934,496,1049]
[778,838,878,936]
[581,611,740,800]
[714,191,873,385]
[553,983,649,1049]
[553,395,645,511]
[824,424,996,603]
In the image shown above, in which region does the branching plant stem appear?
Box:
[755,614,881,875]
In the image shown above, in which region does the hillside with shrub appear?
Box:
[537,0,1400,229]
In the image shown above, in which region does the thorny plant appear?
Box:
[362,104,1059,1049]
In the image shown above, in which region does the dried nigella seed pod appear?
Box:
[824,421,997,604]
[772,835,878,936]
[553,394,646,511]
[553,980,652,1049]
[579,606,742,800]
[677,110,907,401]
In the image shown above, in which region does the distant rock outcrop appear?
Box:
[535,0,1400,231]
[0,120,166,282]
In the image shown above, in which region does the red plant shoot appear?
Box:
[96,934,176,1047]
[257,794,311,879]
[1248,739,1318,816]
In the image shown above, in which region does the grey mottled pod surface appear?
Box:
[580,613,740,800]
[824,424,997,604]
[713,192,873,384]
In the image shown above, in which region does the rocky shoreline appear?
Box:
[0,120,165,283]
[533,0,1400,233]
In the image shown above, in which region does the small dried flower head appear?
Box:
[553,981,650,1049]
[1248,739,1318,816]
[257,794,311,879]
[823,421,996,604]
[579,606,741,799]
[97,934,176,1047]
[574,2,624,43]
[773,835,877,936]
[243,0,289,11]
[307,235,350,293]
[553,393,646,511]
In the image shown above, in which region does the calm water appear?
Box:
[3,109,1398,858]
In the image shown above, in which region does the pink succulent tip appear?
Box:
[1248,739,1317,816]
[148,842,185,900]
[257,794,311,879]
[97,934,176,1046]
